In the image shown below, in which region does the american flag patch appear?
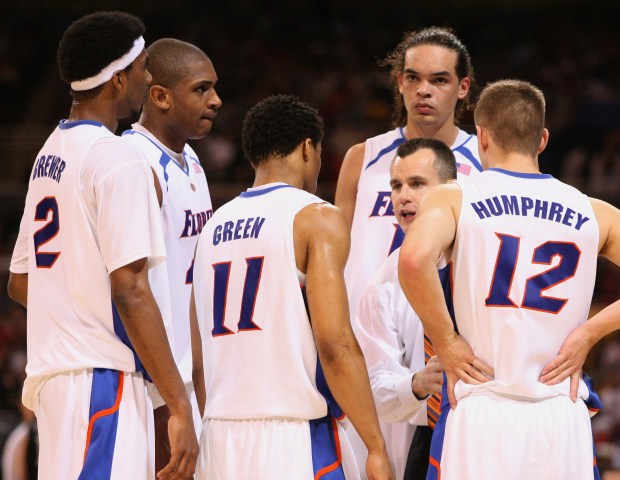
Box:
[456,162,471,176]
[192,162,203,174]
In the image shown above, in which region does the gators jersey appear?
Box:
[451,168,599,401]
[123,125,213,387]
[193,183,331,420]
[10,120,165,409]
[345,127,481,328]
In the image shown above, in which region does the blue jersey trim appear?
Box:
[239,184,294,198]
[58,119,106,130]
[488,168,553,179]
[452,135,483,172]
[122,129,190,177]
[364,128,407,171]
[112,300,151,382]
[310,415,346,479]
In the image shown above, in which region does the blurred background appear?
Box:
[1,0,620,477]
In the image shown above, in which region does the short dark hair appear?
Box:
[395,137,457,181]
[242,94,324,167]
[147,38,209,89]
[380,26,476,128]
[474,80,545,157]
[57,11,145,97]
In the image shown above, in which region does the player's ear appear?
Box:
[458,76,470,99]
[301,138,313,163]
[149,85,172,111]
[476,125,489,153]
[537,128,549,155]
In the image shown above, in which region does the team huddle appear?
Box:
[7,9,620,480]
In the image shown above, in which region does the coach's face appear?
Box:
[390,148,443,233]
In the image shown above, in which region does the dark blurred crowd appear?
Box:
[1,2,620,476]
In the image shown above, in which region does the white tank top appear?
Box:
[345,127,481,328]
[194,183,330,420]
[452,168,598,401]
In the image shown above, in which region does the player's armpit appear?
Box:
[335,142,366,230]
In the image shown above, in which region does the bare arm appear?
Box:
[295,203,393,480]
[541,199,620,397]
[334,142,365,230]
[398,185,492,408]
[109,258,198,479]
[190,287,205,417]
[7,272,28,308]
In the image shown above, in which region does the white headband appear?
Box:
[70,36,145,91]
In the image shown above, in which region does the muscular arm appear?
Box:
[398,185,492,408]
[109,258,198,479]
[7,272,28,308]
[335,142,365,230]
[295,203,393,480]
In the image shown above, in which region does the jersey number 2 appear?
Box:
[212,257,264,336]
[34,197,61,268]
[485,233,580,314]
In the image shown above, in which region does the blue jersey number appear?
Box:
[486,233,580,314]
[212,257,264,336]
[33,196,61,268]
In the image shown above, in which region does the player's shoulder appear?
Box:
[296,201,348,239]
[86,134,149,174]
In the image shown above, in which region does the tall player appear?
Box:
[122,38,221,469]
[192,94,393,480]
[399,80,620,479]
[355,138,455,480]
[335,26,481,475]
[6,12,197,479]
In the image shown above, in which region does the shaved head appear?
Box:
[147,38,209,88]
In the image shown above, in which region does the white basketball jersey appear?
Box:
[9,120,165,409]
[124,127,213,386]
[193,183,329,420]
[345,128,481,327]
[452,168,599,401]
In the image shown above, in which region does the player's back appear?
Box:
[193,183,329,420]
[452,168,598,401]
[16,120,165,408]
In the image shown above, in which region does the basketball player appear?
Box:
[192,94,393,480]
[123,37,221,469]
[7,12,197,479]
[399,80,620,479]
[335,26,481,475]
[355,138,456,479]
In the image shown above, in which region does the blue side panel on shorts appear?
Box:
[111,300,151,381]
[310,414,346,480]
[78,368,123,480]
[426,386,449,480]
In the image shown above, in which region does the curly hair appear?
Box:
[147,38,209,89]
[57,11,145,97]
[242,95,324,167]
[379,26,476,128]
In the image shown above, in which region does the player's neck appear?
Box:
[68,101,118,133]
[253,164,303,190]
[405,121,459,148]
[487,153,541,174]
[138,116,186,156]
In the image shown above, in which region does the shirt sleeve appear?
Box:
[9,210,29,274]
[355,277,426,424]
[84,139,166,273]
